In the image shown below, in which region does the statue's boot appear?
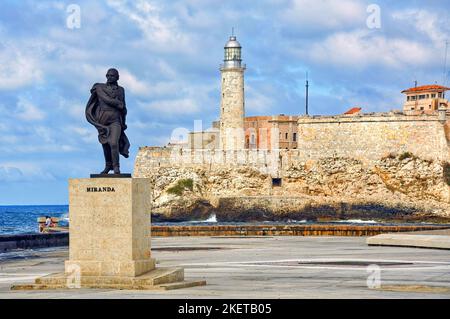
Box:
[100,163,113,175]
[113,165,121,175]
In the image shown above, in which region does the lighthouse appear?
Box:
[220,34,246,150]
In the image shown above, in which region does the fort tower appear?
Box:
[220,34,246,150]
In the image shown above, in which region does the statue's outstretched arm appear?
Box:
[96,86,124,110]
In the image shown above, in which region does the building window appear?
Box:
[293,133,297,142]
[431,94,436,98]
[272,178,282,187]
[419,95,426,100]
[411,96,417,101]
[407,96,410,101]
[420,107,424,110]
[285,133,288,140]
[438,93,442,98]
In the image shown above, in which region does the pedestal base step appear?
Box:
[11,267,206,291]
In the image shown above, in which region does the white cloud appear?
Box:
[119,69,151,96]
[34,126,54,143]
[128,120,167,130]
[0,135,19,144]
[15,97,46,121]
[0,166,24,182]
[280,0,365,31]
[245,86,275,113]
[106,0,193,53]
[66,125,97,143]
[0,163,56,182]
[58,98,86,119]
[138,98,201,115]
[393,9,449,47]
[303,30,432,69]
[0,44,43,90]
[8,144,78,153]
[32,1,65,11]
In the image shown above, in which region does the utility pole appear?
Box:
[305,72,309,116]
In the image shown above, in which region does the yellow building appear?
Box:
[402,84,449,114]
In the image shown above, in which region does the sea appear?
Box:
[0,205,69,235]
[0,205,439,236]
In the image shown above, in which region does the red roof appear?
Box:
[401,84,450,94]
[344,107,362,115]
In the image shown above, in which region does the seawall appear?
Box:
[1,225,449,252]
[0,232,69,253]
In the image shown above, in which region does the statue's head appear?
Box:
[106,68,119,84]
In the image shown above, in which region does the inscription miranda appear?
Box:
[86,187,116,193]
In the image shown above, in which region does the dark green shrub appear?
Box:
[167,178,194,196]
[399,152,414,161]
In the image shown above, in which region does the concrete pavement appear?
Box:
[367,229,450,249]
[0,236,449,299]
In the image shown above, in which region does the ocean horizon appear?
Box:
[0,205,69,235]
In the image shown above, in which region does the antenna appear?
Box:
[231,27,235,36]
[305,72,309,116]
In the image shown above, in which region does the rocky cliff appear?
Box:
[136,153,450,222]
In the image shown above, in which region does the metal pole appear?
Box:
[306,72,309,116]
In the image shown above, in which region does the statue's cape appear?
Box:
[85,83,130,158]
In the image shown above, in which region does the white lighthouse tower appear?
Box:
[220,34,246,150]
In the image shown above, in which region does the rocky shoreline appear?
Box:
[141,154,450,223]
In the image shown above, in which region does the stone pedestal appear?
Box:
[11,178,205,291]
[66,178,155,277]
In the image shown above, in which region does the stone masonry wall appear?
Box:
[134,113,450,222]
[220,68,245,150]
[297,113,450,163]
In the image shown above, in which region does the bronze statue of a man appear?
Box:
[85,68,130,175]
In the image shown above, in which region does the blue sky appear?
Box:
[0,0,449,205]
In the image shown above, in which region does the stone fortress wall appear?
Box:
[135,112,450,178]
[134,112,450,222]
[297,112,450,163]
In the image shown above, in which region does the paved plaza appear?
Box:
[0,236,449,298]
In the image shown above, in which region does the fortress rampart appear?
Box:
[134,112,450,222]
[135,113,450,178]
[297,113,450,163]
[134,147,283,177]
